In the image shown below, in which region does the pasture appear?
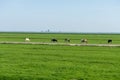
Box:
[0,32,120,80]
[0,32,120,44]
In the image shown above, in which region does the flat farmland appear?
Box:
[0,32,120,80]
[0,32,120,44]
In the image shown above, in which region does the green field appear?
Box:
[0,32,120,44]
[0,32,120,80]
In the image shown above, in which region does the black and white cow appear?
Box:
[64,38,70,42]
[81,39,88,44]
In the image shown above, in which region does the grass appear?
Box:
[0,32,120,44]
[0,44,120,80]
[0,32,120,80]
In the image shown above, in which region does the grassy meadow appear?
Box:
[0,32,120,80]
[0,32,120,44]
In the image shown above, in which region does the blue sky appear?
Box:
[0,0,120,32]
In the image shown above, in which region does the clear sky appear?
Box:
[0,0,120,33]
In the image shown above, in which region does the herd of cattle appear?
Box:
[51,38,112,43]
[25,38,112,44]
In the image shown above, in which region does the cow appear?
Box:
[108,39,112,43]
[51,38,58,42]
[64,38,70,42]
[81,39,88,44]
[25,38,30,42]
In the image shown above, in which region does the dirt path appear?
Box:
[0,41,120,47]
